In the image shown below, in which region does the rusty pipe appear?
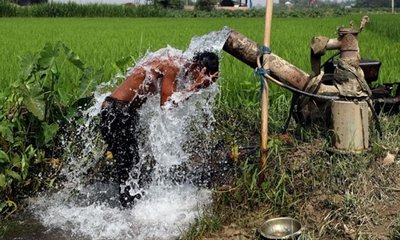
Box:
[223,30,311,91]
[327,39,341,50]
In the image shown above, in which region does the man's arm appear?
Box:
[110,63,160,107]
[160,65,179,106]
[110,67,147,102]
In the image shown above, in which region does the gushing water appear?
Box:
[28,28,231,240]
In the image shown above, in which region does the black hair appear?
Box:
[193,51,219,74]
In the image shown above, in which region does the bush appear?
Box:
[0,0,17,17]
[154,0,184,9]
[195,0,217,11]
[0,2,394,18]
[0,42,101,218]
[220,0,234,7]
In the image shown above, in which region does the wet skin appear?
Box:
[110,57,218,107]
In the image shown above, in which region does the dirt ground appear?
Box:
[200,138,400,240]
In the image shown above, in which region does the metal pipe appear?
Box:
[223,30,310,90]
[326,39,341,50]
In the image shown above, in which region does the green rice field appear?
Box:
[0,15,399,106]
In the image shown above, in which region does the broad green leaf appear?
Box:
[0,120,14,143]
[23,82,46,121]
[5,169,21,181]
[38,42,60,70]
[10,154,21,168]
[0,150,9,164]
[62,44,85,71]
[0,174,6,189]
[21,154,29,180]
[42,122,59,145]
[0,202,7,212]
[23,95,46,121]
[19,52,39,81]
[57,88,71,106]
[25,145,36,158]
[73,67,103,104]
[113,55,133,74]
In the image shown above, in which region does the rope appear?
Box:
[260,45,272,55]
[255,54,340,101]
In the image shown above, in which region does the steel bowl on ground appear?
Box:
[258,217,302,240]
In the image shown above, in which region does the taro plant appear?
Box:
[0,42,102,217]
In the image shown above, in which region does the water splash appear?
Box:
[29,28,231,240]
[32,184,211,240]
[184,26,231,59]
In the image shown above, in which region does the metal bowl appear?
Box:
[259,217,302,240]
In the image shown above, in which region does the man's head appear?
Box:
[193,51,219,75]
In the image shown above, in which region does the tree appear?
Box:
[154,0,184,9]
[16,0,47,6]
[356,0,399,7]
[195,0,217,11]
[220,0,234,6]
[291,0,310,7]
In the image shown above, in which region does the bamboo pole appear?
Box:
[259,0,273,183]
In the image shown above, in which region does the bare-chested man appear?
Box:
[100,51,219,207]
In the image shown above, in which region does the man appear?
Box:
[100,50,219,207]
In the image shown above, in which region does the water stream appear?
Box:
[2,27,231,240]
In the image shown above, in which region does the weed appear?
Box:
[391,216,400,240]
[181,207,223,239]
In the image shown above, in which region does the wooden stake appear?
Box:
[259,0,273,183]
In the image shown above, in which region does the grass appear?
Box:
[1,15,400,106]
[391,216,400,239]
[181,111,400,239]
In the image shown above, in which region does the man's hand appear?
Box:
[188,67,219,92]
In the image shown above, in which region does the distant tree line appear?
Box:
[5,0,216,11]
[277,0,398,8]
[3,0,398,11]
[152,0,218,11]
[9,0,47,5]
[356,0,399,7]
[153,0,184,9]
